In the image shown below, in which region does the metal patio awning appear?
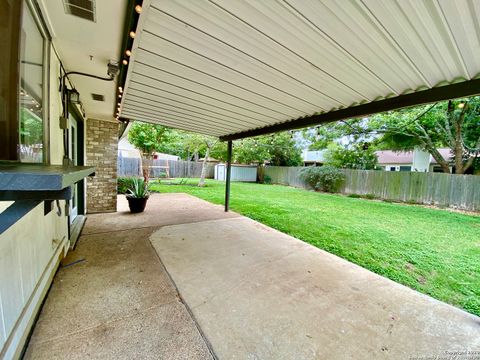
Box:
[119,0,480,140]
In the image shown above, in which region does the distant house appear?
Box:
[199,157,221,164]
[375,148,452,173]
[302,150,327,166]
[118,137,179,161]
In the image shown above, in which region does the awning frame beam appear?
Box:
[219,79,480,141]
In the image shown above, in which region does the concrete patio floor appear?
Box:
[25,193,479,359]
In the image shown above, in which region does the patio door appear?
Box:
[69,116,78,222]
[67,104,85,248]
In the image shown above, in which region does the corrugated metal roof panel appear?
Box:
[120,0,480,138]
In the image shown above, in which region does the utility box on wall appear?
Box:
[214,164,257,182]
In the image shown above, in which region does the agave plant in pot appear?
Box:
[126,178,150,213]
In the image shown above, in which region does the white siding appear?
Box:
[0,203,69,359]
[412,148,431,172]
[0,46,70,359]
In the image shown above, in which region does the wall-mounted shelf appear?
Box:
[0,164,95,201]
[0,164,95,234]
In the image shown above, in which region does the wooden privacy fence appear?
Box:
[265,166,480,211]
[118,157,215,179]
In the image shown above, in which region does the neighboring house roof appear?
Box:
[376,149,451,164]
[199,157,220,162]
[302,150,327,163]
[153,153,180,161]
[118,138,179,160]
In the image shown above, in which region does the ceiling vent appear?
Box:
[91,93,105,101]
[64,0,96,22]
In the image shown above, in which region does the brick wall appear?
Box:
[86,119,119,213]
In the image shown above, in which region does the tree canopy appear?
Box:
[127,121,303,166]
[127,122,169,156]
[303,96,480,174]
[233,132,303,166]
[324,143,378,170]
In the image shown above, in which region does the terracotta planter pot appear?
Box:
[126,196,149,213]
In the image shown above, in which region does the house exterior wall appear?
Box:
[429,164,453,173]
[0,47,71,359]
[382,164,412,171]
[86,119,119,213]
[412,148,431,172]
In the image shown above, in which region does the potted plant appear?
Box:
[126,178,149,213]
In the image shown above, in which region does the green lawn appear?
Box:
[149,179,480,316]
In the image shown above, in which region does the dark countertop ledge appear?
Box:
[0,164,95,191]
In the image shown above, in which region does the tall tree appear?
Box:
[234,132,303,166]
[369,97,480,174]
[324,143,378,170]
[128,122,169,181]
[304,96,480,174]
[127,123,304,185]
[181,133,218,187]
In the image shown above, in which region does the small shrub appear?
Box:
[364,193,376,200]
[300,167,322,190]
[263,175,272,185]
[117,177,136,194]
[348,194,361,198]
[300,165,345,193]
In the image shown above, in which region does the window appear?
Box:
[0,1,22,160]
[389,166,397,171]
[19,0,48,163]
[0,0,49,162]
[399,166,411,172]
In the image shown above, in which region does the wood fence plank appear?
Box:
[265,166,479,211]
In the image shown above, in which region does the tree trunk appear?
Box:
[454,115,464,174]
[428,147,451,173]
[198,147,210,187]
[453,103,468,174]
[141,154,152,183]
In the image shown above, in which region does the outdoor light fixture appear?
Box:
[129,31,136,38]
[107,60,120,78]
[135,5,142,13]
[118,94,122,98]
[118,86,123,93]
[68,88,81,104]
[125,50,131,57]
[458,103,465,109]
[122,59,128,65]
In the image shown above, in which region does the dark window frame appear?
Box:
[0,0,22,161]
[1,0,51,163]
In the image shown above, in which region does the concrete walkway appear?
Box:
[26,193,479,359]
[150,197,480,359]
[24,194,234,359]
